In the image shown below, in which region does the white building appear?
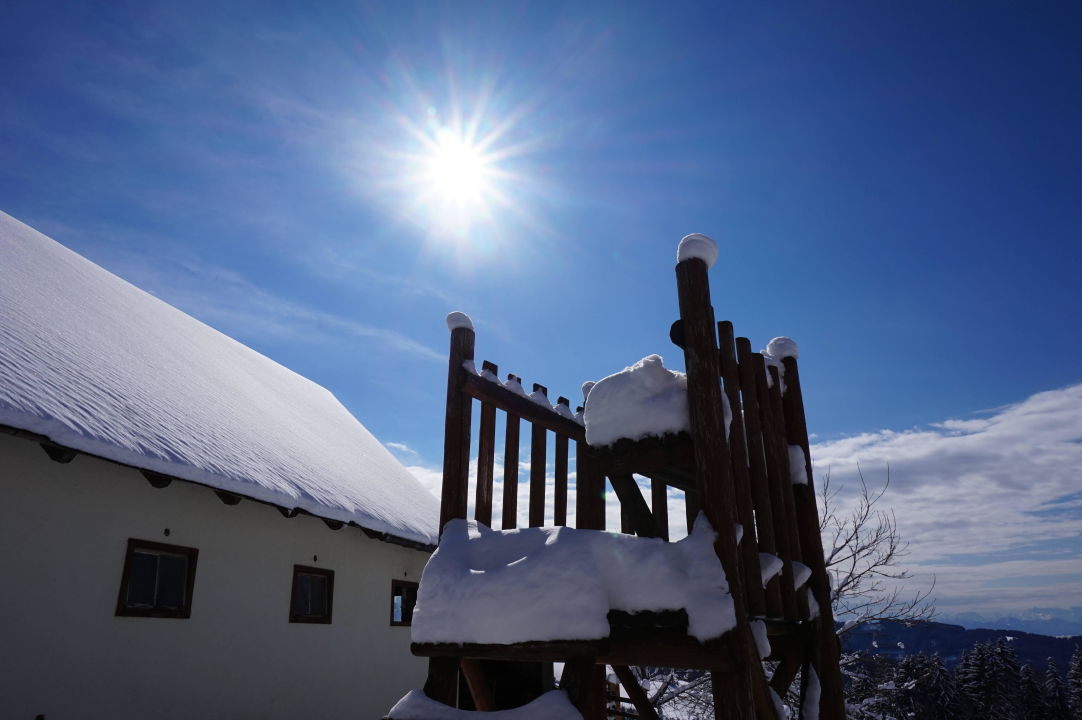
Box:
[0,211,440,719]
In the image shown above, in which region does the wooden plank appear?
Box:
[767,366,808,619]
[651,479,669,540]
[502,409,520,530]
[736,338,784,619]
[475,371,497,527]
[685,487,700,531]
[530,385,549,528]
[424,657,459,707]
[674,255,757,720]
[609,474,658,538]
[576,443,605,531]
[612,666,661,720]
[554,426,569,526]
[781,356,846,720]
[440,326,475,534]
[460,659,495,711]
[463,373,585,441]
[718,320,765,618]
[754,354,799,621]
[591,432,695,479]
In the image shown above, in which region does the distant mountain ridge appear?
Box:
[840,620,1081,672]
[936,606,1082,637]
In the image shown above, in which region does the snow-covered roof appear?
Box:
[0,211,438,546]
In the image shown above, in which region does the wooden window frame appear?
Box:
[289,565,334,624]
[390,579,419,626]
[115,538,199,619]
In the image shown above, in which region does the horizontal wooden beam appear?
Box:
[462,373,585,442]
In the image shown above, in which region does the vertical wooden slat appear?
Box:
[718,320,765,618]
[651,479,670,540]
[475,361,498,527]
[754,354,799,621]
[782,356,846,720]
[575,442,605,531]
[554,398,570,526]
[736,338,784,619]
[530,384,548,528]
[674,253,758,720]
[502,406,521,529]
[767,365,807,619]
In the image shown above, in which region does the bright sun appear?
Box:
[428,130,488,203]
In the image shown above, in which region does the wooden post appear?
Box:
[754,354,799,621]
[736,339,784,619]
[766,366,807,620]
[674,244,759,720]
[555,402,570,526]
[503,383,521,530]
[440,319,475,535]
[718,321,765,618]
[782,356,846,720]
[430,314,476,705]
[530,383,549,527]
[576,443,605,531]
[475,361,499,527]
[612,666,662,720]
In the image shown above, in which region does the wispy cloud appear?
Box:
[811,383,1082,614]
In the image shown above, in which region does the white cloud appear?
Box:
[811,383,1082,614]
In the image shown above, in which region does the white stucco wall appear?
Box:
[0,431,433,720]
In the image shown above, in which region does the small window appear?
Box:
[290,565,334,624]
[390,580,419,626]
[115,538,198,618]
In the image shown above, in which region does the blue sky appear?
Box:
[2,2,1080,619]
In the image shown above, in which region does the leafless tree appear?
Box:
[819,467,936,637]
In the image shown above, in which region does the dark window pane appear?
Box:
[308,574,327,617]
[156,554,187,610]
[126,551,157,607]
[294,574,311,616]
[404,586,417,624]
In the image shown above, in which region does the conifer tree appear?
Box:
[1046,660,1071,720]
[1068,648,1082,720]
[1019,663,1046,720]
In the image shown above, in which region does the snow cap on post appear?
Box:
[764,336,799,360]
[445,311,474,332]
[677,233,719,268]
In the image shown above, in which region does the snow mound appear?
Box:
[764,336,799,360]
[759,553,784,587]
[388,690,581,719]
[412,515,735,645]
[582,355,730,447]
[677,233,719,268]
[446,311,474,331]
[0,211,439,545]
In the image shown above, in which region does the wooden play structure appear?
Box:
[411,236,845,719]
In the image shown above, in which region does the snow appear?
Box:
[750,619,771,659]
[791,561,812,589]
[387,690,581,719]
[528,388,553,410]
[554,403,575,420]
[446,311,474,331]
[788,445,810,484]
[802,666,821,720]
[503,376,528,397]
[0,211,439,546]
[676,233,719,268]
[582,355,731,447]
[759,553,784,587]
[765,336,799,360]
[412,515,735,644]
